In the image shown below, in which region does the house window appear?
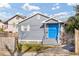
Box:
[26,24,30,31]
[21,25,30,31]
[21,26,25,31]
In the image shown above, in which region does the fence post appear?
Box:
[75,29,79,54]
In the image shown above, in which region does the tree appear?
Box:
[65,16,76,34]
[65,15,79,35]
[65,5,79,35]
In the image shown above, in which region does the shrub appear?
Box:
[71,40,75,46]
[22,43,48,52]
[0,28,4,32]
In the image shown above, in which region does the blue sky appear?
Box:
[0,3,75,21]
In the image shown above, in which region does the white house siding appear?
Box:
[8,16,24,25]
[4,25,18,33]
[0,22,7,30]
[0,22,4,28]
[61,25,65,33]
[6,16,24,32]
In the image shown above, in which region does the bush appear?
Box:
[0,28,4,32]
[71,40,75,46]
[22,43,48,52]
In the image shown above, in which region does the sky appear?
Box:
[0,3,76,22]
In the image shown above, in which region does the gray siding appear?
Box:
[18,14,48,40]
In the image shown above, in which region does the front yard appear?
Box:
[0,43,76,56]
[17,43,75,56]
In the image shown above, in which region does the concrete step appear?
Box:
[43,39,58,45]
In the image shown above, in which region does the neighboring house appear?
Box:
[4,15,26,33]
[0,20,7,31]
[18,13,64,45]
[0,20,4,29]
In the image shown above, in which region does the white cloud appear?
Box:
[27,11,48,17]
[22,3,40,11]
[53,12,68,17]
[52,3,60,10]
[32,11,48,16]
[0,3,11,8]
[50,12,70,21]
[52,7,56,10]
[67,3,73,6]
[67,3,79,6]
[16,12,24,15]
[0,12,12,21]
[32,11,43,15]
[55,3,59,5]
[56,6,60,9]
[52,6,60,10]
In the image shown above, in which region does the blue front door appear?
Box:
[48,23,59,39]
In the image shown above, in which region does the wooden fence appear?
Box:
[0,32,18,51]
[75,29,79,54]
[0,32,17,37]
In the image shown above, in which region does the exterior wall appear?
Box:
[0,22,4,28]
[0,22,7,30]
[18,14,62,45]
[18,14,48,41]
[4,24,18,33]
[8,16,24,25]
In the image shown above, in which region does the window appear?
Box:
[26,24,30,31]
[21,25,30,31]
[21,26,25,31]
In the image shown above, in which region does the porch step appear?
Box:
[43,39,58,45]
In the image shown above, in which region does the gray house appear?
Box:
[18,13,63,45]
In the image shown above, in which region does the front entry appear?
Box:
[48,23,59,39]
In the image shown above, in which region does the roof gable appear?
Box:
[42,18,63,23]
[5,15,26,24]
[18,13,50,24]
